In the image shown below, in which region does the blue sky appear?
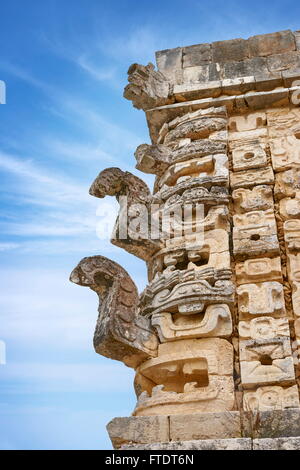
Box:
[0,0,299,450]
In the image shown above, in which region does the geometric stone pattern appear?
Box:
[70,29,300,449]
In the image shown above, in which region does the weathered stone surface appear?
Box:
[237,282,287,320]
[89,167,161,261]
[229,112,267,132]
[183,43,212,68]
[239,336,292,362]
[152,304,233,342]
[107,415,169,449]
[232,185,274,213]
[124,62,171,110]
[242,409,300,439]
[70,256,158,367]
[240,357,295,388]
[236,257,282,285]
[267,51,300,72]
[243,385,300,411]
[274,168,300,200]
[169,412,241,441]
[230,167,274,190]
[122,438,252,450]
[248,30,296,58]
[212,38,249,63]
[253,436,300,450]
[239,317,290,340]
[156,48,183,84]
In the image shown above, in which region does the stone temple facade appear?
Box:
[70,30,300,450]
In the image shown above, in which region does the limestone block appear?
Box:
[182,43,212,68]
[223,57,268,80]
[239,317,290,340]
[122,438,252,450]
[228,112,266,132]
[212,38,249,63]
[242,408,300,439]
[279,193,300,220]
[274,168,300,200]
[295,318,300,341]
[230,167,274,190]
[267,51,300,73]
[232,143,267,171]
[233,233,279,261]
[169,412,241,441]
[249,30,296,57]
[229,127,268,142]
[267,107,300,138]
[152,304,233,342]
[233,208,276,228]
[295,31,300,50]
[138,338,234,384]
[236,257,282,285]
[237,282,286,320]
[253,437,300,450]
[157,154,228,190]
[106,415,169,449]
[270,136,300,172]
[243,385,300,411]
[232,185,274,214]
[286,252,300,282]
[134,339,234,415]
[240,356,295,388]
[156,47,183,84]
[239,336,292,362]
[292,281,300,317]
[283,219,300,253]
[183,65,210,84]
[133,376,235,415]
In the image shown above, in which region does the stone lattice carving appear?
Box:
[70,32,300,449]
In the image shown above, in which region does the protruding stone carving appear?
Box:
[152,304,233,342]
[239,336,292,362]
[243,385,300,411]
[270,136,300,172]
[283,219,300,253]
[230,167,274,190]
[232,185,274,214]
[239,317,290,340]
[124,63,172,110]
[280,192,300,220]
[156,154,229,190]
[240,357,295,388]
[274,168,300,200]
[140,278,234,316]
[89,167,161,261]
[236,257,283,285]
[158,107,227,146]
[231,142,268,171]
[229,112,267,133]
[134,339,234,415]
[236,282,287,319]
[70,256,158,367]
[267,108,300,138]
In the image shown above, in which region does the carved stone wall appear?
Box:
[70,29,300,450]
